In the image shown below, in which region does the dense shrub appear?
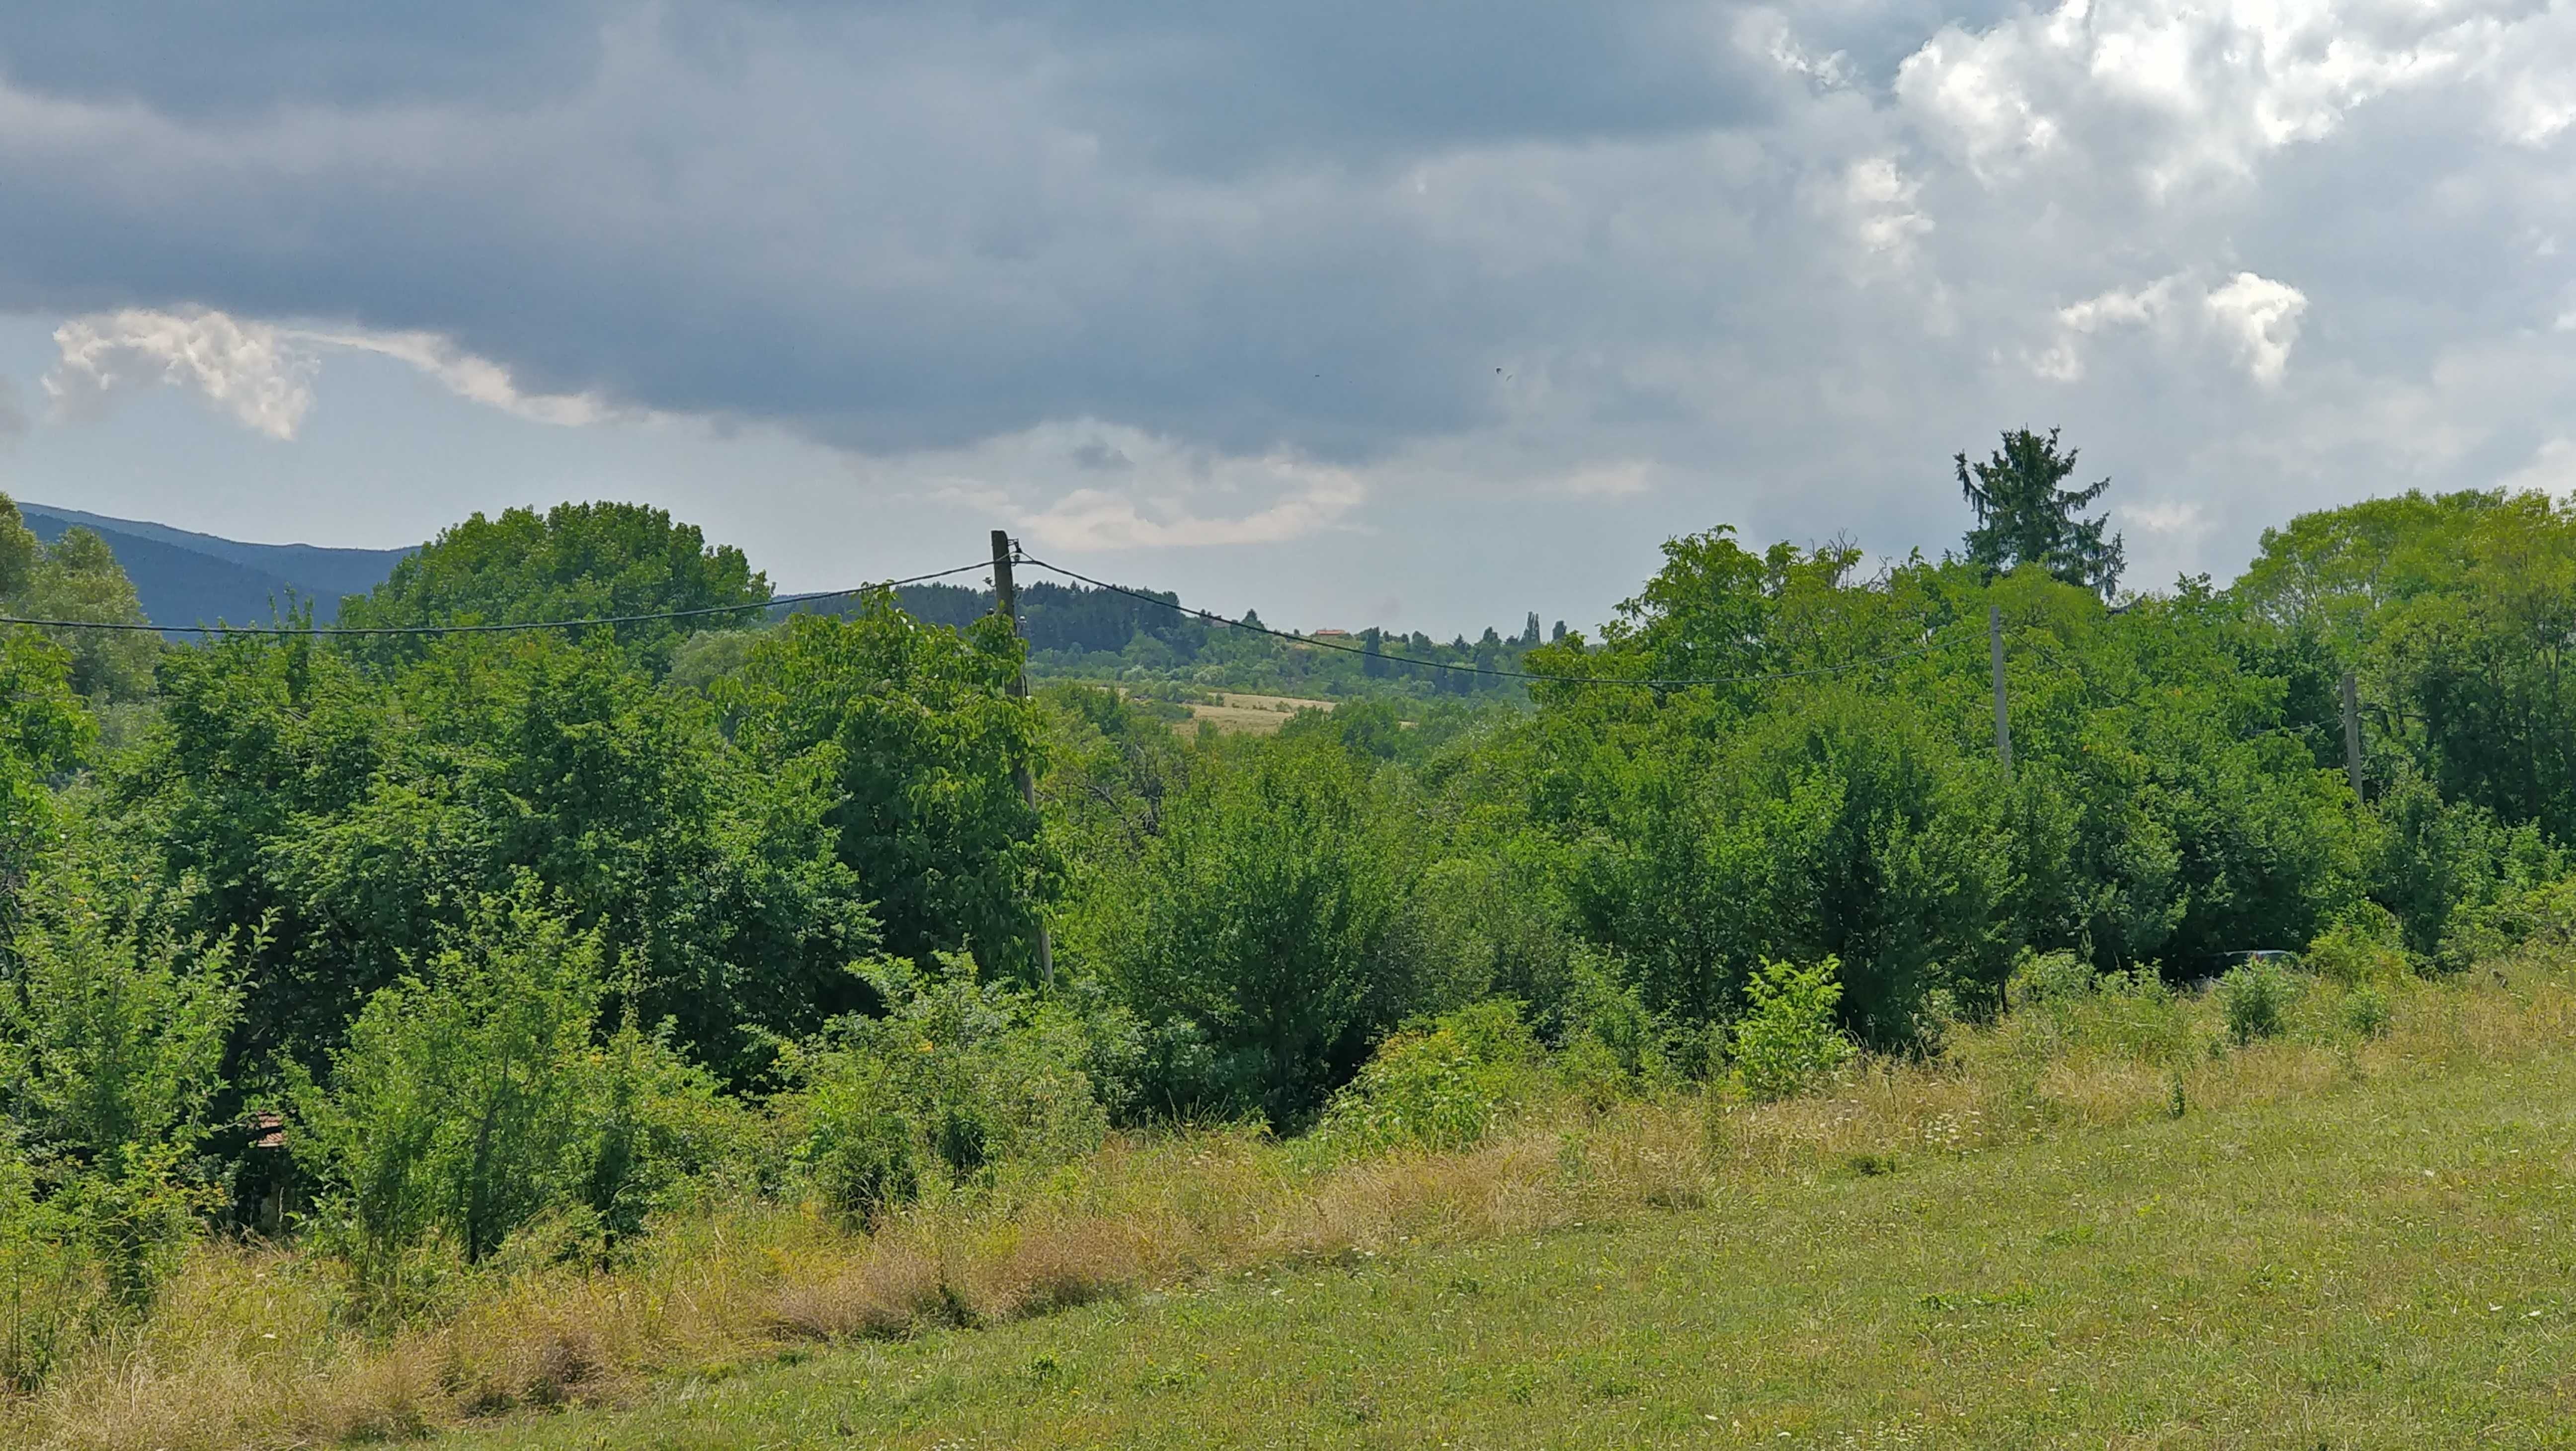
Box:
[2005,949,2099,1011]
[1082,738,1428,1126]
[784,954,1113,1220]
[0,879,242,1303]
[2306,905,2410,986]
[1728,957,1856,1101]
[292,885,733,1280]
[0,1148,95,1391]
[2218,961,2296,1045]
[1310,999,1540,1155]
[1549,950,1682,1103]
[2342,984,2394,1040]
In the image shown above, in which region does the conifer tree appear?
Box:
[1954,428,2126,596]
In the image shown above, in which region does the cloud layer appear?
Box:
[7,0,2576,574]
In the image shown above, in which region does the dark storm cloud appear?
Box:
[8,0,2576,585]
[0,3,611,114]
[0,3,1793,459]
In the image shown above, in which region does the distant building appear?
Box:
[1310,628,1353,641]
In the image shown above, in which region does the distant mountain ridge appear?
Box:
[18,502,412,628]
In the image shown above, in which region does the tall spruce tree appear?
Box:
[1954,428,2126,596]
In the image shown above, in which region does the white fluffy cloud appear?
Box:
[299,329,615,427]
[41,309,615,437]
[1894,0,2498,189]
[2038,271,2308,385]
[2203,272,2309,387]
[46,310,314,440]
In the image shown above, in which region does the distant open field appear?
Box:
[1181,692,1335,735]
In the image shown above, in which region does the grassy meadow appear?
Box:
[442,1039,2576,1450]
[14,938,2576,1450]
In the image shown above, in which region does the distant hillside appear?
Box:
[18,503,412,628]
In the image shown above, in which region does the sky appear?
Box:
[4,1,2576,636]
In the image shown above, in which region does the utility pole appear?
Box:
[1989,603,2012,779]
[990,530,1054,989]
[2340,669,2366,804]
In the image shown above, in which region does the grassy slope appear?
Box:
[446,1044,2576,1449]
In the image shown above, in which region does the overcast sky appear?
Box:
[2,1,2573,634]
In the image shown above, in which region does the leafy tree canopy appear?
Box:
[338,501,769,666]
[0,495,159,703]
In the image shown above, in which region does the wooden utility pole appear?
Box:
[990,530,1054,989]
[1989,604,2012,778]
[2340,669,2366,803]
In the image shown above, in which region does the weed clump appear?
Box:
[2342,984,2394,1040]
[2308,905,2411,986]
[1728,957,1855,1102]
[1310,1000,1540,1156]
[2218,961,2297,1045]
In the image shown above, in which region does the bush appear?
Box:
[2,891,242,1182]
[2217,961,2297,1045]
[294,884,729,1279]
[1549,949,1677,1100]
[1085,739,1425,1125]
[1728,957,1855,1101]
[1310,999,1540,1155]
[784,954,1110,1220]
[1,882,242,1305]
[2306,904,2409,986]
[795,1053,923,1219]
[2342,984,2393,1040]
[2436,875,2576,968]
[2005,949,2097,1012]
[0,1149,99,1391]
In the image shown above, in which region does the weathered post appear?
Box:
[1989,603,2012,779]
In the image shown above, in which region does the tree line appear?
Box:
[2,436,2573,1380]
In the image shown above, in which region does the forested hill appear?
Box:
[894,577,1557,697]
[18,502,410,627]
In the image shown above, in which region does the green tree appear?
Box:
[337,501,769,667]
[1081,737,1425,1124]
[113,631,871,1083]
[720,597,1053,981]
[0,497,158,705]
[292,885,720,1271]
[1955,428,2125,596]
[0,630,93,932]
[2237,489,2576,841]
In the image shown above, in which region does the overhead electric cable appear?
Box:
[1014,551,1962,690]
[0,561,995,637]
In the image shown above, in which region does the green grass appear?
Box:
[442,1043,2576,1449]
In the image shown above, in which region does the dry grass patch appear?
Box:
[769,1233,949,1341]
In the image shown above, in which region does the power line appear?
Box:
[1015,551,1964,690]
[0,561,995,638]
